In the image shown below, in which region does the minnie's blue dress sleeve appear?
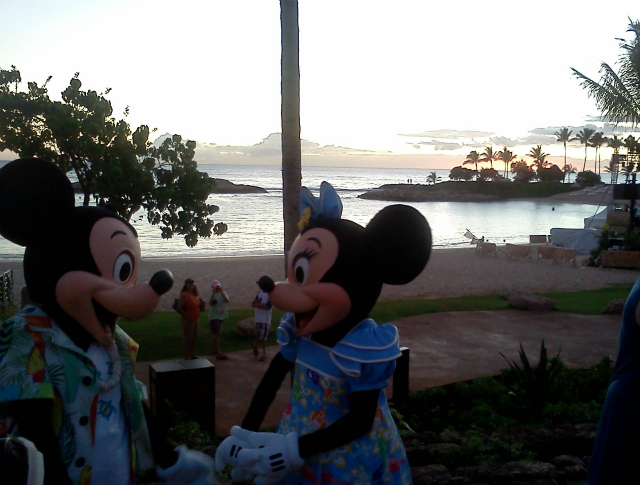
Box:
[330,320,402,392]
[276,312,299,363]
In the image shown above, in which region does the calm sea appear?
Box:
[0,163,608,260]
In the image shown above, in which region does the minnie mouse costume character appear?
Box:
[0,158,214,485]
[216,182,431,484]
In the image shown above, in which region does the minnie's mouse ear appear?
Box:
[365,205,432,285]
[0,158,75,247]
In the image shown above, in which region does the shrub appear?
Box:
[576,171,601,187]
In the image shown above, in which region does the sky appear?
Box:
[1,0,639,169]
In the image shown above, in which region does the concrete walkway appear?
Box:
[135,310,622,437]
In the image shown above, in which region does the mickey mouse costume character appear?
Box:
[216,182,431,484]
[0,158,214,485]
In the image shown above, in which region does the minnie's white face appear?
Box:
[269,227,351,337]
[55,218,160,346]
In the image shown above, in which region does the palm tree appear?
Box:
[496,147,516,179]
[528,145,550,174]
[608,134,625,154]
[590,132,605,174]
[571,19,640,127]
[576,127,596,172]
[280,0,301,255]
[463,150,481,179]
[625,134,640,154]
[426,171,442,185]
[564,164,577,184]
[480,146,496,170]
[554,127,575,174]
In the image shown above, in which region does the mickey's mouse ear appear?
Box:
[0,158,75,247]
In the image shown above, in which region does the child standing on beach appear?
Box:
[208,279,230,360]
[251,277,273,361]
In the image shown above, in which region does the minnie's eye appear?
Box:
[293,257,310,285]
[113,251,134,284]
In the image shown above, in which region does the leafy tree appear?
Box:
[280,0,302,255]
[590,131,606,174]
[571,19,640,127]
[537,165,564,183]
[496,147,516,179]
[576,127,596,172]
[426,171,442,185]
[554,127,575,176]
[480,146,496,170]
[0,68,225,247]
[463,150,481,179]
[478,168,503,182]
[511,160,536,183]
[576,171,601,187]
[625,134,640,154]
[527,145,550,174]
[449,166,476,181]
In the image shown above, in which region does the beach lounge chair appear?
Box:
[553,247,576,266]
[536,245,555,262]
[505,243,531,261]
[529,235,549,244]
[478,242,498,257]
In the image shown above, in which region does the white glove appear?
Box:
[156,445,215,485]
[214,431,255,483]
[232,426,303,485]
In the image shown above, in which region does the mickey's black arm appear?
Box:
[241,352,294,431]
[298,388,379,457]
[12,399,72,485]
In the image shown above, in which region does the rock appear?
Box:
[411,464,453,485]
[551,455,584,468]
[210,178,266,194]
[235,317,256,337]
[492,461,557,481]
[508,293,556,311]
[603,299,625,314]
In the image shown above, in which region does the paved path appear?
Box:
[135,310,622,437]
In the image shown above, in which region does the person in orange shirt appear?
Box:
[177,278,204,359]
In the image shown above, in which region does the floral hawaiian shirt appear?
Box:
[0,305,153,485]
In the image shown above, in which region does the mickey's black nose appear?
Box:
[149,269,174,295]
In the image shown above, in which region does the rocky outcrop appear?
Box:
[508,293,556,311]
[603,299,625,315]
[235,317,256,337]
[210,178,266,194]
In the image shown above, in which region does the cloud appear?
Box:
[489,136,518,146]
[399,129,494,139]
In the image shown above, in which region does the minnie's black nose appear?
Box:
[149,269,174,295]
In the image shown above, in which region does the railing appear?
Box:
[0,269,14,317]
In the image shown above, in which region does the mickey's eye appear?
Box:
[293,257,310,285]
[113,251,134,284]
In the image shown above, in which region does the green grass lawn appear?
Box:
[118,284,634,362]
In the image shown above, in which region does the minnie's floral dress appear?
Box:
[276,313,412,485]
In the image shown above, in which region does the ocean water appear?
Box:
[0,164,606,260]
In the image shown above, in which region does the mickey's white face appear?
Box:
[269,227,351,337]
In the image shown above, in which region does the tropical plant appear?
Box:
[622,161,636,182]
[499,340,563,419]
[537,165,564,183]
[527,145,550,174]
[496,147,516,179]
[511,160,536,183]
[590,132,606,174]
[571,19,640,127]
[576,170,601,187]
[480,146,496,170]
[0,68,225,247]
[463,150,481,179]
[607,134,625,154]
[478,168,502,182]
[449,166,476,181]
[554,127,575,175]
[280,0,302,255]
[426,171,442,185]
[564,164,577,184]
[576,127,596,172]
[625,134,640,154]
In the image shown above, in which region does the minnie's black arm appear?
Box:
[12,399,72,485]
[298,388,379,457]
[241,352,294,431]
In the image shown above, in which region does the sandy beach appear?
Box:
[2,246,638,311]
